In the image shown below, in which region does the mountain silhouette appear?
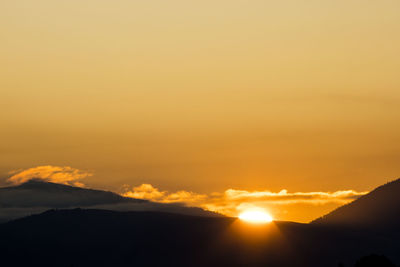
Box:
[312,178,400,230]
[1,179,400,266]
[0,208,303,267]
[0,208,398,267]
[0,179,145,208]
[0,179,219,222]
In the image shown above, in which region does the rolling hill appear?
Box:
[0,208,398,267]
[0,179,218,222]
[1,179,400,266]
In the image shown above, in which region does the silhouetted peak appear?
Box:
[313,177,400,229]
[15,179,77,190]
[0,178,146,211]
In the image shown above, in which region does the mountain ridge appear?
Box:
[1,207,398,267]
[312,178,400,230]
[0,179,220,222]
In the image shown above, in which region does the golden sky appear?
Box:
[1,0,400,222]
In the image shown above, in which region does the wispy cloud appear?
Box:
[223,189,365,204]
[122,184,208,205]
[4,167,369,222]
[7,165,92,187]
[122,184,368,219]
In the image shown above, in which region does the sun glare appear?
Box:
[239,210,273,223]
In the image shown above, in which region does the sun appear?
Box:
[239,210,273,223]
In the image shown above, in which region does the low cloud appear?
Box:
[7,165,92,187]
[122,184,208,205]
[223,189,365,204]
[3,166,369,222]
[122,184,368,220]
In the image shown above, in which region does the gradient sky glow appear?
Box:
[1,0,400,222]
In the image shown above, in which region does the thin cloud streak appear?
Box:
[122,184,368,218]
[224,189,366,204]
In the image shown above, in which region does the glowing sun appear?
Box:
[239,210,273,223]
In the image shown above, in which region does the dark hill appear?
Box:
[312,178,400,230]
[0,179,145,208]
[0,209,399,267]
[2,179,400,266]
[0,180,219,222]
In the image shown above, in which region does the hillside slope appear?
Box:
[0,179,218,222]
[1,209,399,267]
[313,178,400,230]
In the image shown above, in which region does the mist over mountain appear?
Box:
[0,179,144,208]
[0,179,219,222]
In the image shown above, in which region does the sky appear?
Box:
[1,0,400,222]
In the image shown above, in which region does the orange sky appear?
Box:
[1,0,400,222]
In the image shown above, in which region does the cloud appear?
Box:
[122,184,208,204]
[7,165,92,187]
[123,184,166,200]
[122,184,368,220]
[3,166,368,222]
[223,189,366,204]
